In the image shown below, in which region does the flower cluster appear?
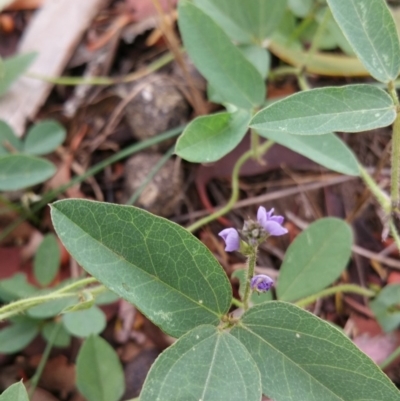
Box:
[218,206,287,252]
[218,206,286,294]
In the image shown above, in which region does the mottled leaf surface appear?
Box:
[51,200,231,338]
[251,85,396,135]
[231,302,400,401]
[140,325,261,401]
[327,0,400,83]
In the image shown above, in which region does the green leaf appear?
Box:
[27,296,77,319]
[140,325,261,401]
[0,121,23,155]
[175,110,251,163]
[0,273,37,302]
[95,289,119,305]
[178,1,265,109]
[239,45,270,79]
[0,318,39,354]
[251,84,396,135]
[0,154,56,190]
[62,306,106,338]
[231,301,400,401]
[257,131,360,176]
[34,233,61,286]
[193,0,287,43]
[24,120,66,156]
[370,284,400,332]
[51,200,232,338]
[232,269,272,304]
[0,382,29,401]
[77,335,125,401]
[41,321,71,348]
[277,218,353,302]
[0,52,37,97]
[288,0,313,18]
[327,0,400,83]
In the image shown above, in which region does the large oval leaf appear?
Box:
[257,131,360,176]
[251,84,396,135]
[327,0,400,83]
[175,110,250,163]
[231,301,400,401]
[0,154,56,190]
[77,335,125,401]
[277,218,353,302]
[51,200,232,338]
[140,325,261,401]
[178,1,265,109]
[193,0,287,43]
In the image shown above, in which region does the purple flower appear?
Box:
[257,207,288,236]
[251,274,274,292]
[218,228,240,252]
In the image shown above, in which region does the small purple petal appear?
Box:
[251,274,274,292]
[257,206,287,236]
[263,221,288,236]
[269,215,284,224]
[257,206,267,225]
[218,228,240,252]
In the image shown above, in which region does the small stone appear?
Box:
[121,73,190,150]
[122,152,183,217]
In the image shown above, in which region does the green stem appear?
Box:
[295,284,376,308]
[0,277,98,320]
[186,140,274,232]
[126,145,175,205]
[358,164,391,213]
[379,344,400,370]
[391,114,400,207]
[26,52,175,86]
[53,277,98,294]
[28,323,61,399]
[242,247,258,311]
[250,129,260,161]
[388,81,400,207]
[231,297,244,308]
[389,220,400,252]
[0,125,184,243]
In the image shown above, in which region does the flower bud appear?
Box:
[250,274,274,292]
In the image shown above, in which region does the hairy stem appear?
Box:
[0,277,98,320]
[242,247,258,311]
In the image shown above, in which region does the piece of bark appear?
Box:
[0,0,110,136]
